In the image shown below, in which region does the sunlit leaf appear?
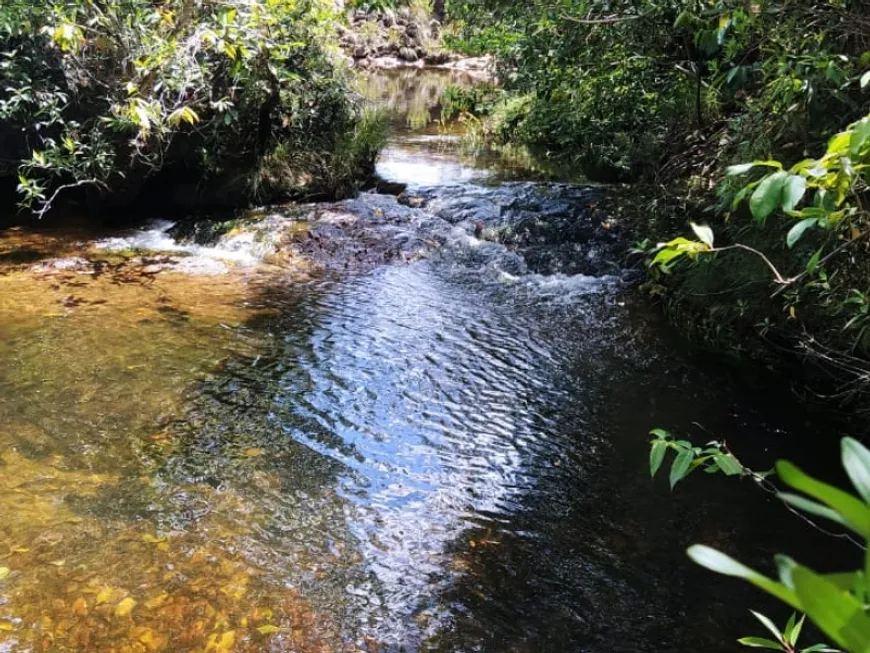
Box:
[257,624,282,634]
[776,461,870,535]
[841,438,870,504]
[750,610,783,642]
[690,222,714,247]
[114,597,137,617]
[792,565,870,651]
[687,545,802,610]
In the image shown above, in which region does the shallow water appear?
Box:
[0,68,853,652]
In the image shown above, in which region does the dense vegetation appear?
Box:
[443,3,870,648]
[652,430,870,652]
[447,0,870,403]
[0,0,385,217]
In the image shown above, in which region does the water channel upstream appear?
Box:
[0,68,853,652]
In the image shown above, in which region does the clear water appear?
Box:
[0,68,851,652]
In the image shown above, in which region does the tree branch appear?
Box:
[36,179,107,219]
[559,10,652,25]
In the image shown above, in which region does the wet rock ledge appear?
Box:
[339,8,491,75]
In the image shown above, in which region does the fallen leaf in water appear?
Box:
[72,597,88,617]
[0,621,13,632]
[243,448,264,457]
[207,630,236,651]
[144,592,168,609]
[257,624,281,634]
[0,567,9,579]
[11,547,29,554]
[114,597,136,617]
[48,560,65,567]
[142,534,166,544]
[95,587,114,604]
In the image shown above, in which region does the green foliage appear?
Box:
[648,428,745,488]
[0,0,374,215]
[738,611,837,652]
[646,105,870,389]
[683,437,870,652]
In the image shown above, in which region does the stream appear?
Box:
[0,67,851,652]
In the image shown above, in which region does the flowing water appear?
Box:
[0,68,853,652]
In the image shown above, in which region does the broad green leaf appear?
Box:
[849,119,870,156]
[776,461,870,535]
[827,132,851,156]
[841,437,870,504]
[737,637,784,650]
[690,222,714,247]
[800,645,840,652]
[792,565,870,652]
[861,71,870,89]
[823,571,861,591]
[687,545,801,610]
[650,439,667,478]
[649,428,670,439]
[781,175,807,212]
[787,218,818,249]
[751,610,784,642]
[670,448,693,488]
[750,171,789,222]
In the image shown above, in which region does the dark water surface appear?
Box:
[0,68,853,652]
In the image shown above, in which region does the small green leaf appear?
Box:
[861,70,870,89]
[650,440,667,478]
[787,218,818,249]
[670,448,694,488]
[806,247,823,274]
[744,636,789,651]
[788,614,806,646]
[714,453,744,476]
[750,610,784,643]
[800,644,840,652]
[737,636,784,650]
[750,171,789,223]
